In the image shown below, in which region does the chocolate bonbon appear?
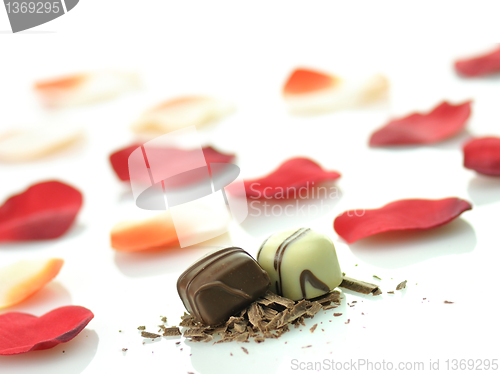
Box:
[177,247,270,326]
[257,228,342,301]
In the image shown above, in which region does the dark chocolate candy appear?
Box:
[177,247,270,326]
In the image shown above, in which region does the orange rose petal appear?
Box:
[283,68,388,115]
[283,68,338,95]
[111,199,231,251]
[131,96,234,134]
[34,71,140,108]
[111,213,179,252]
[34,74,86,91]
[0,258,64,309]
[0,126,83,162]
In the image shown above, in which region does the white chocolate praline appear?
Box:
[256,228,342,301]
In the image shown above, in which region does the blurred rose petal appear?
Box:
[131,96,234,134]
[0,258,64,309]
[463,137,500,176]
[34,71,140,107]
[0,126,83,162]
[0,181,83,242]
[369,101,471,146]
[109,144,235,182]
[228,157,341,199]
[455,46,500,77]
[111,201,230,252]
[283,68,388,115]
[334,198,472,243]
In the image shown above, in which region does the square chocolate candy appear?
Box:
[177,247,270,326]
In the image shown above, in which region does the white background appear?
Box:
[1,1,500,373]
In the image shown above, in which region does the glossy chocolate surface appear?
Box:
[177,247,270,326]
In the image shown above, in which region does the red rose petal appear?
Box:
[334,198,472,243]
[0,306,94,355]
[110,144,235,182]
[0,181,83,242]
[463,137,500,176]
[229,157,341,199]
[455,46,500,77]
[369,101,471,146]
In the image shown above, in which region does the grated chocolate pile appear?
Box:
[178,290,341,343]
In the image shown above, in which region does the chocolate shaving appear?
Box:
[241,347,249,354]
[340,276,382,295]
[261,306,279,320]
[141,331,161,339]
[179,313,198,328]
[396,280,407,290]
[289,300,309,320]
[310,324,317,333]
[345,319,350,324]
[256,298,274,307]
[235,332,249,342]
[163,327,181,337]
[233,321,248,334]
[322,304,337,310]
[306,302,322,317]
[373,275,382,280]
[178,290,346,344]
[226,316,243,329]
[387,291,395,294]
[261,291,295,308]
[137,326,146,330]
[334,313,342,317]
[183,328,208,338]
[312,290,341,305]
[247,303,264,330]
[191,334,213,342]
[444,300,454,304]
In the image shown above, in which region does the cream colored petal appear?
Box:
[131,96,234,134]
[35,71,140,107]
[0,259,64,309]
[0,126,84,162]
[285,74,389,115]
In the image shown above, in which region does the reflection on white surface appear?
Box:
[113,235,233,278]
[240,183,342,238]
[348,219,477,269]
[0,282,72,316]
[467,175,500,205]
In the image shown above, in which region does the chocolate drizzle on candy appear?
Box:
[299,270,330,299]
[177,247,270,326]
[272,228,311,296]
